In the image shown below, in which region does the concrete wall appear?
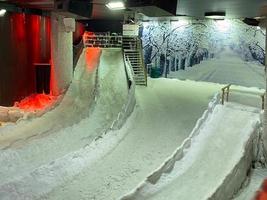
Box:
[50,12,73,95]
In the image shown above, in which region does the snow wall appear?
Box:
[209,124,261,200]
[120,94,262,200]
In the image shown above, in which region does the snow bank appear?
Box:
[209,121,261,200]
[0,94,62,123]
[120,92,220,199]
[0,49,136,200]
[111,58,136,130]
[0,48,98,148]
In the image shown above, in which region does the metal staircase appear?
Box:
[122,37,147,86]
[83,32,147,86]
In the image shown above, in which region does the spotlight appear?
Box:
[106,1,125,10]
[0,9,6,17]
[205,11,226,20]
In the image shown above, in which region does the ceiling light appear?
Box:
[205,11,226,20]
[106,1,125,10]
[215,20,230,32]
[0,9,6,17]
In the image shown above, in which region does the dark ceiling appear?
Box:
[176,0,267,18]
[1,0,267,19]
[0,0,54,10]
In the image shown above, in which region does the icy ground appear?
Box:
[0,74,221,200]
[169,50,265,89]
[0,47,265,200]
[121,103,261,200]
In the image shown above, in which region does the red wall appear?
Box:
[73,22,85,45]
[0,13,51,106]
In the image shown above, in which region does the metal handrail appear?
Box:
[221,84,231,105]
[261,92,265,110]
[221,84,265,110]
[137,38,147,86]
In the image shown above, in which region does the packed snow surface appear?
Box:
[0,46,263,200]
[121,103,260,200]
[0,77,222,200]
[0,48,129,199]
[169,50,265,89]
[38,78,222,200]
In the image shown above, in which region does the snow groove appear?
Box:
[120,92,220,199]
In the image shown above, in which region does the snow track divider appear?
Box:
[109,56,136,130]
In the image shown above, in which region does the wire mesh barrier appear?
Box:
[83,33,123,48]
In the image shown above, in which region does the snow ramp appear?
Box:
[0,48,132,199]
[121,102,261,200]
[0,48,99,149]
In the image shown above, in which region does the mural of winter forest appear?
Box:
[141,19,266,88]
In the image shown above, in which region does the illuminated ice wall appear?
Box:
[141,19,265,88]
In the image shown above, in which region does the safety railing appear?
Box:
[137,38,147,85]
[221,84,231,105]
[221,84,266,110]
[83,32,123,48]
[261,92,265,110]
[122,37,138,50]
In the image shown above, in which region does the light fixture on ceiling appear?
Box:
[171,19,189,30]
[0,9,6,17]
[205,11,226,20]
[106,1,125,10]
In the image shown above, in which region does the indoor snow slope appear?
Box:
[121,102,261,200]
[0,48,129,199]
[169,50,265,89]
[0,48,99,149]
[40,79,221,200]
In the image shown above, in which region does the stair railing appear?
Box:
[261,92,265,110]
[221,84,231,105]
[137,38,147,86]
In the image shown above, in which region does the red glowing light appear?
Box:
[254,179,267,200]
[15,93,57,112]
[10,13,26,41]
[73,22,85,45]
[85,47,102,72]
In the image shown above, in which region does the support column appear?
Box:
[50,12,74,95]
